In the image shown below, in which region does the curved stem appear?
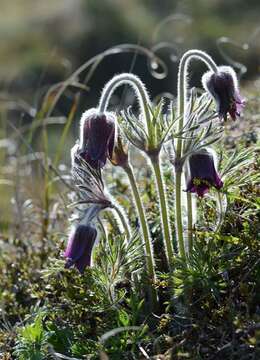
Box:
[98,73,152,132]
[150,155,174,268]
[99,73,158,308]
[176,50,218,156]
[175,50,218,258]
[123,164,157,308]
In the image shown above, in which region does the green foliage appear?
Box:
[95,229,144,302]
[100,297,149,359]
[13,313,52,360]
[220,146,260,190]
[173,239,227,302]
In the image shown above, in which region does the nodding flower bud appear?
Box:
[185,149,223,197]
[202,66,245,121]
[64,224,97,273]
[109,133,128,168]
[79,108,116,169]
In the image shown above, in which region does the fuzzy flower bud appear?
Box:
[202,66,245,121]
[64,224,97,273]
[185,149,223,197]
[79,108,116,169]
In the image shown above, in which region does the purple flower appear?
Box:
[202,66,245,121]
[64,224,97,273]
[185,149,223,197]
[79,109,116,169]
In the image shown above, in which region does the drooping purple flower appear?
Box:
[202,66,245,121]
[185,149,223,197]
[79,108,116,169]
[64,224,97,273]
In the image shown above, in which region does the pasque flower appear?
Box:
[64,223,97,273]
[202,66,245,121]
[79,108,116,169]
[185,149,223,197]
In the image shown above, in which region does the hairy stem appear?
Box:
[187,191,193,253]
[98,73,151,132]
[175,170,186,259]
[150,155,174,268]
[123,164,157,308]
[175,50,218,257]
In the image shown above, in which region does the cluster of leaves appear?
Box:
[9,256,150,359]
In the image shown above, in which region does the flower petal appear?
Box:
[185,149,223,197]
[79,109,116,169]
[64,225,97,272]
[202,66,245,121]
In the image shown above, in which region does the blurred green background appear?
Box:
[1,0,259,105]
